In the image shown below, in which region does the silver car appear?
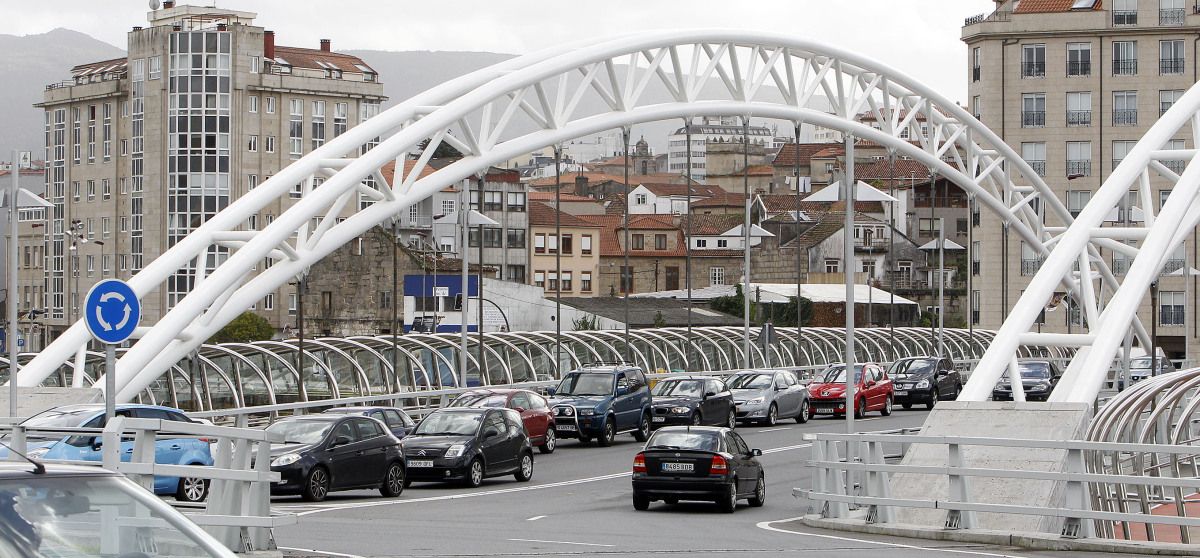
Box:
[726,370,811,425]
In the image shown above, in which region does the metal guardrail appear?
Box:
[1,417,292,553]
[796,432,1200,542]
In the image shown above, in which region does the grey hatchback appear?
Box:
[726,370,811,425]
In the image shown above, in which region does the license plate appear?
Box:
[661,462,694,473]
[557,424,576,431]
[894,390,908,396]
[408,460,434,468]
[814,405,836,414]
[652,416,666,423]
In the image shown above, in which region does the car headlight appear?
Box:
[578,408,595,416]
[915,379,930,389]
[444,444,466,458]
[746,397,764,405]
[26,447,49,460]
[1035,382,1051,390]
[670,406,691,414]
[271,453,301,467]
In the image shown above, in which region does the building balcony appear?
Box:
[1112,259,1131,275]
[1021,111,1046,127]
[1021,258,1043,276]
[1160,58,1185,75]
[1025,160,1046,177]
[1160,8,1186,25]
[972,66,981,81]
[1164,159,1187,174]
[1112,10,1137,25]
[1066,60,1092,77]
[1021,62,1046,78]
[854,238,891,252]
[1162,258,1186,275]
[400,215,433,229]
[1066,160,1092,177]
[1066,110,1092,127]
[1113,59,1138,75]
[1113,109,1138,126]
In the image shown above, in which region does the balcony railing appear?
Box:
[1113,258,1131,275]
[1113,10,1138,25]
[854,238,891,251]
[972,66,981,81]
[1161,307,1186,326]
[1160,8,1186,25]
[1161,102,1176,116]
[1066,110,1092,126]
[1160,58,1185,75]
[913,195,970,209]
[1066,159,1092,177]
[1162,258,1186,275]
[1066,60,1091,76]
[1113,109,1138,126]
[1114,59,1138,75]
[1164,159,1187,174]
[401,215,434,229]
[1025,159,1046,177]
[1021,62,1046,78]
[1021,110,1046,127]
[1020,258,1044,276]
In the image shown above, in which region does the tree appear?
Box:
[774,296,814,327]
[652,311,667,328]
[710,284,745,317]
[572,314,600,331]
[208,312,276,344]
[416,138,463,160]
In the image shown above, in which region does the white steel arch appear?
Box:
[17,30,1119,401]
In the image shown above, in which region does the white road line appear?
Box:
[756,516,1026,557]
[759,427,792,432]
[278,546,365,558]
[526,515,547,521]
[507,538,614,548]
[762,443,812,454]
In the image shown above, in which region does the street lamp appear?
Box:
[66,219,104,322]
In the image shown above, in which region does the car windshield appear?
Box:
[0,475,228,557]
[555,373,614,396]
[891,359,935,377]
[266,420,333,445]
[821,365,865,384]
[646,431,721,452]
[652,379,704,397]
[1001,363,1052,380]
[450,393,508,408]
[727,374,772,390]
[1130,357,1156,368]
[413,412,483,436]
[20,408,95,429]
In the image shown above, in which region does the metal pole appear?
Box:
[928,172,936,349]
[938,218,945,357]
[888,150,896,362]
[622,127,631,362]
[844,134,857,434]
[391,219,398,390]
[968,194,974,349]
[554,146,563,375]
[685,119,694,371]
[8,149,19,417]
[105,343,115,421]
[460,180,469,387]
[742,117,752,369]
[1152,281,1159,376]
[297,275,306,402]
[794,122,804,369]
[477,175,485,385]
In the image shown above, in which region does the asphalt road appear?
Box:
[271,409,1117,558]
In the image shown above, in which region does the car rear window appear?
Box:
[646,431,722,452]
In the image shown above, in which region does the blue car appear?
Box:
[13,404,215,502]
[546,364,653,446]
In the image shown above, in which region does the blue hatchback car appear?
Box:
[12,404,215,502]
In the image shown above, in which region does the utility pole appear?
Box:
[554,145,563,375]
[794,122,804,369]
[622,127,631,362]
[741,117,752,369]
[843,134,857,434]
[685,118,695,371]
[7,150,19,417]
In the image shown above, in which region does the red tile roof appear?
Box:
[527,172,629,188]
[273,46,376,73]
[758,193,884,214]
[853,159,935,182]
[528,191,596,202]
[773,143,837,167]
[637,183,723,197]
[528,201,602,228]
[1014,0,1102,13]
[682,214,744,235]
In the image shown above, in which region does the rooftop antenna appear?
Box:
[149,0,161,9]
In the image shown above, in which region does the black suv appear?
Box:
[649,375,736,429]
[889,357,962,410]
[547,364,652,446]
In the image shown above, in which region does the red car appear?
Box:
[807,363,894,418]
[449,389,557,453]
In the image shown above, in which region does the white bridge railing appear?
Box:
[2,417,293,553]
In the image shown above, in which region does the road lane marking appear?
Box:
[756,516,1026,557]
[507,538,614,547]
[762,443,811,454]
[526,515,547,521]
[760,427,791,432]
[278,546,365,558]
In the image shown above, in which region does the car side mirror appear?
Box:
[704,391,717,399]
[616,386,630,396]
[750,448,762,457]
[545,387,556,396]
[331,435,352,447]
[774,385,785,391]
[866,380,876,387]
[90,437,103,451]
[514,406,526,413]
[483,428,500,440]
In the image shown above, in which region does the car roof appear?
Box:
[652,425,730,434]
[323,406,404,413]
[659,375,710,381]
[0,462,119,479]
[41,403,185,414]
[275,414,344,423]
[460,388,521,396]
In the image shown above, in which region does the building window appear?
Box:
[561,271,573,292]
[86,180,96,200]
[971,241,981,275]
[502,265,524,283]
[1160,39,1185,75]
[535,234,546,253]
[265,96,276,114]
[716,239,728,248]
[918,218,939,237]
[1160,89,1184,116]
[631,234,644,250]
[1161,291,1185,325]
[696,238,707,248]
[248,95,258,113]
[1113,140,1138,169]
[1021,243,1043,276]
[654,234,667,250]
[561,234,573,254]
[507,228,526,248]
[1021,142,1047,177]
[581,271,593,292]
[1021,93,1046,127]
[1067,43,1092,76]
[1113,90,1138,126]
[248,174,258,190]
[247,134,258,152]
[440,199,455,216]
[824,259,841,273]
[311,100,326,150]
[971,290,981,325]
[634,193,648,205]
[581,235,592,255]
[1113,41,1137,75]
[289,99,303,158]
[1021,44,1045,78]
[972,47,981,82]
[1067,190,1092,217]
[534,271,545,288]
[507,191,525,212]
[249,55,260,73]
[1161,0,1185,24]
[334,102,347,137]
[971,95,980,119]
[265,135,276,153]
[148,55,161,80]
[1113,0,1138,24]
[483,227,503,248]
[102,178,111,199]
[1066,91,1092,127]
[710,266,725,285]
[1066,142,1092,177]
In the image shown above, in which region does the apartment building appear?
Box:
[963,0,1198,360]
[36,3,385,337]
[0,167,50,351]
[666,117,776,181]
[528,201,602,298]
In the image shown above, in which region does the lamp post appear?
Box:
[741,116,751,370]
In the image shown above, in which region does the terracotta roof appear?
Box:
[773,143,841,167]
[792,212,847,249]
[528,191,595,202]
[681,214,744,236]
[528,201,602,228]
[381,159,458,191]
[692,192,747,208]
[273,46,376,74]
[1014,0,1102,13]
[527,172,629,188]
[638,183,723,197]
[758,193,884,214]
[71,57,127,77]
[853,159,935,182]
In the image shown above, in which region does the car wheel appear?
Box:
[854,398,865,419]
[954,383,963,400]
[596,418,616,447]
[796,401,811,424]
[463,458,484,488]
[176,474,208,503]
[717,482,737,513]
[881,395,893,416]
[301,466,330,502]
[902,403,912,410]
[633,492,650,511]
[380,461,405,497]
[514,453,534,482]
[691,412,703,426]
[633,413,650,442]
[763,404,778,426]
[727,409,737,429]
[926,390,939,411]
[748,474,766,507]
[538,427,557,454]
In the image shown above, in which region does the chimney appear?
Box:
[132,26,143,31]
[264,30,275,60]
[574,175,589,197]
[320,39,331,52]
[163,0,174,8]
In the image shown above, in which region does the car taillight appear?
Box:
[710,454,729,473]
[199,438,214,444]
[633,452,646,473]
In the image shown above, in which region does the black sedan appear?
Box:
[264,415,406,502]
[322,406,416,439]
[649,376,736,429]
[401,408,534,487]
[631,426,764,513]
[888,356,962,410]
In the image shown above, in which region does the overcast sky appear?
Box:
[4,0,996,103]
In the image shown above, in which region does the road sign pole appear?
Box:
[8,150,19,418]
[105,344,115,421]
[83,279,140,413]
